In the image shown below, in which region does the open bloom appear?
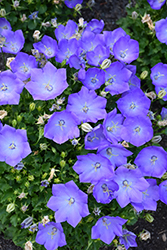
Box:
[91,216,127,244]
[155,18,167,44]
[147,0,166,10]
[35,222,66,250]
[150,62,167,87]
[119,229,137,249]
[0,17,12,35]
[0,125,31,166]
[47,180,89,227]
[159,180,167,204]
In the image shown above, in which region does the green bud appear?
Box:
[140,70,148,80]
[60,160,66,168]
[37,106,42,111]
[11,168,16,173]
[6,203,15,213]
[68,159,73,164]
[60,152,66,158]
[14,190,18,195]
[75,3,82,11]
[29,102,36,111]
[0,9,6,16]
[28,175,34,181]
[17,115,22,123]
[156,115,161,121]
[145,213,154,223]
[12,119,17,127]
[51,147,56,153]
[22,170,27,175]
[49,215,54,220]
[25,181,30,188]
[40,143,47,151]
[54,178,61,183]
[16,175,21,182]
[42,173,47,179]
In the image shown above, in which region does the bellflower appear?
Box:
[25,62,68,101]
[150,62,167,87]
[103,108,124,144]
[97,143,133,169]
[91,216,127,244]
[0,125,31,167]
[113,35,139,63]
[80,31,105,53]
[104,61,131,95]
[86,44,110,67]
[10,52,38,81]
[64,0,83,8]
[119,229,137,249]
[147,0,166,10]
[93,178,119,203]
[33,35,58,59]
[47,180,89,227]
[21,217,33,229]
[113,166,149,208]
[128,74,141,90]
[84,19,104,34]
[78,67,105,90]
[35,222,66,250]
[1,29,25,54]
[161,107,167,120]
[28,11,38,20]
[155,86,167,100]
[54,20,78,41]
[159,180,167,204]
[131,179,159,212]
[73,153,114,184]
[134,146,167,178]
[121,116,153,147]
[84,124,108,150]
[0,17,12,34]
[155,18,167,44]
[44,110,80,144]
[0,70,25,105]
[66,86,107,123]
[117,88,151,118]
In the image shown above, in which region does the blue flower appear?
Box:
[28,11,39,20]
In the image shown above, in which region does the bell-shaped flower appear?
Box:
[150,62,167,87]
[159,180,167,204]
[54,20,78,41]
[10,52,38,81]
[25,62,68,100]
[134,146,167,178]
[113,166,149,208]
[161,107,167,120]
[80,31,105,53]
[33,35,58,59]
[0,70,25,105]
[113,35,139,63]
[155,18,167,45]
[35,222,66,250]
[91,216,127,244]
[0,17,12,35]
[64,0,83,8]
[47,180,89,227]
[44,110,80,144]
[84,19,104,34]
[66,86,107,123]
[86,44,110,67]
[147,0,166,10]
[73,153,114,184]
[0,125,31,166]
[119,229,137,249]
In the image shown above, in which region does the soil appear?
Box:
[0,0,167,249]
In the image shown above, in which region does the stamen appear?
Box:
[0,83,8,91]
[55,119,66,131]
[154,72,164,80]
[48,227,57,239]
[68,197,75,205]
[120,49,128,58]
[90,74,98,84]
[20,63,29,73]
[9,142,16,150]
[129,102,136,109]
[134,126,141,134]
[106,121,119,132]
[82,102,89,113]
[93,162,101,171]
[150,155,158,165]
[102,218,111,229]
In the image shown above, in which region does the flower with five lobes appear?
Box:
[119,229,137,249]
[47,180,90,227]
[91,216,127,244]
[0,125,31,166]
[147,0,166,10]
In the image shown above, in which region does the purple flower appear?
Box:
[103,108,124,144]
[41,180,49,187]
[35,222,66,250]
[73,153,114,184]
[155,18,167,44]
[84,19,104,34]
[121,116,153,147]
[97,143,133,169]
[33,35,58,59]
[150,62,167,87]
[113,166,149,208]
[25,62,68,101]
[44,110,80,144]
[117,88,151,118]
[161,107,167,120]
[10,52,38,81]
[64,0,83,8]
[104,61,131,95]
[86,44,110,67]
[113,35,139,63]
[54,20,78,41]
[1,29,25,54]
[91,216,127,244]
[134,146,167,178]
[131,179,159,212]
[80,31,105,53]
[14,161,24,170]
[0,70,25,105]
[0,18,12,35]
[147,0,166,10]
[78,67,105,90]
[155,86,167,101]
[93,179,119,203]
[28,11,38,20]
[0,125,31,167]
[119,229,137,249]
[21,217,33,229]
[66,86,107,123]
[128,74,141,91]
[159,180,167,204]
[47,180,89,227]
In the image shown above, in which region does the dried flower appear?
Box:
[141,13,151,23]
[0,110,7,119]
[139,229,151,241]
[21,14,27,22]
[132,11,138,20]
[48,168,55,181]
[6,57,15,69]
[93,207,101,216]
[145,91,156,101]
[51,17,57,27]
[42,215,50,226]
[87,184,94,194]
[42,21,51,27]
[121,140,129,148]
[43,114,52,120]
[36,116,44,125]
[13,1,19,8]
[33,30,40,40]
[25,241,33,250]
[158,119,167,126]
[21,205,28,212]
[21,217,33,229]
[18,192,26,199]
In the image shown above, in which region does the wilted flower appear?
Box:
[18,192,26,199]
[33,30,40,40]
[21,217,33,229]
[40,143,47,151]
[141,13,151,23]
[21,205,28,212]
[42,21,51,27]
[42,215,50,226]
[158,119,167,126]
[13,1,19,7]
[6,57,15,69]
[139,229,151,241]
[29,223,38,232]
[87,184,94,194]
[48,168,55,181]
[93,207,101,216]
[21,14,27,22]
[51,17,57,27]
[132,11,138,20]
[25,241,33,250]
[145,91,156,101]
[0,110,7,119]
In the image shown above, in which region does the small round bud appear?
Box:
[37,106,42,111]
[40,143,47,151]
[132,11,138,19]
[61,152,66,158]
[28,175,34,181]
[51,147,56,153]
[60,160,66,168]
[25,181,30,188]
[0,8,6,16]
[16,175,21,182]
[101,59,111,69]
[151,135,162,143]
[17,115,22,123]
[140,70,148,79]
[6,203,15,213]
[29,102,36,111]
[12,119,17,127]
[158,89,166,99]
[81,123,93,132]
[42,173,48,179]
[75,3,82,11]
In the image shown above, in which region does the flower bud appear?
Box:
[13,1,19,7]
[132,11,138,19]
[33,30,40,40]
[145,213,154,223]
[140,70,148,79]
[16,175,21,182]
[29,102,36,111]
[81,123,93,132]
[51,17,57,27]
[61,151,66,158]
[17,115,22,123]
[25,241,33,250]
[25,181,30,188]
[151,135,162,143]
[21,217,33,229]
[12,119,17,127]
[158,89,166,99]
[75,3,82,11]
[28,175,34,181]
[0,8,6,16]
[101,59,111,69]
[60,160,66,168]
[40,143,47,151]
[162,172,167,179]
[21,205,28,212]
[6,203,15,213]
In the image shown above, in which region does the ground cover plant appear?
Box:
[0,0,167,249]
